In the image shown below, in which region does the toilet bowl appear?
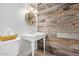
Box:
[0,37,21,56]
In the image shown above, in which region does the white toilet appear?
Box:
[0,37,21,56]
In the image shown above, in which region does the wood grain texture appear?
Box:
[38,3,79,33]
[37,3,79,56]
[35,49,55,56]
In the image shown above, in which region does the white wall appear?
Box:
[0,3,36,55]
[0,3,36,35]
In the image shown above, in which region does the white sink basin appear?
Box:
[22,32,46,41]
[22,32,46,37]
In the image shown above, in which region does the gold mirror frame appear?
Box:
[25,9,36,26]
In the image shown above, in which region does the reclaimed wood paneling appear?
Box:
[37,3,79,56]
[38,3,79,33]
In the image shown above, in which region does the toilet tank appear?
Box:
[0,37,21,56]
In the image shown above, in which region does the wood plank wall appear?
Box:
[38,3,79,33]
[37,3,79,56]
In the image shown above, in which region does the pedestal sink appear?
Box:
[21,32,46,56]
